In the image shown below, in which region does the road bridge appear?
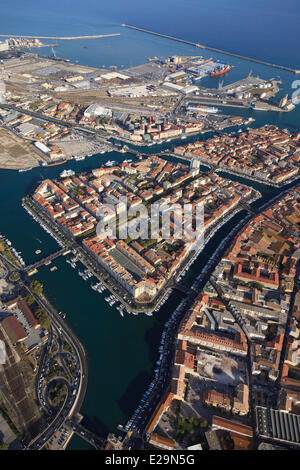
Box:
[66,418,105,449]
[25,248,71,272]
[169,281,194,295]
[238,201,257,215]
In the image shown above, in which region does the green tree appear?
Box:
[34,306,51,329]
[25,294,35,306]
[30,280,43,296]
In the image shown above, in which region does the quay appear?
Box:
[122,24,300,74]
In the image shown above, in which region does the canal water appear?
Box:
[0,143,298,448]
[0,1,299,448]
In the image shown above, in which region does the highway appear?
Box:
[24,286,88,449]
[0,249,88,449]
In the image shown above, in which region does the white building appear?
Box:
[84,104,112,118]
[34,142,51,154]
[0,41,9,52]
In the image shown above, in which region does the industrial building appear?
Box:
[256,406,300,446]
[166,70,187,82]
[84,104,112,118]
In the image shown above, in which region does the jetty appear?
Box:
[0,33,120,40]
[122,24,300,74]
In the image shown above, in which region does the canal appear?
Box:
[0,145,298,448]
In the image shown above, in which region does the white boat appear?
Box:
[18,167,33,172]
[105,160,117,167]
[60,169,75,178]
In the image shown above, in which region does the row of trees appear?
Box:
[25,281,52,329]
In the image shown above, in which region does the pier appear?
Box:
[0,33,120,40]
[122,24,300,74]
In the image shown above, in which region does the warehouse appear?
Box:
[256,406,300,446]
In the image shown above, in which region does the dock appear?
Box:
[122,24,300,74]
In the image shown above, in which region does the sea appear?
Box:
[0,0,299,449]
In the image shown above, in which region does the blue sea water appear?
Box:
[0,1,299,449]
[1,0,300,68]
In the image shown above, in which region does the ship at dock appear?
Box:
[210,64,231,77]
[39,54,70,63]
[74,155,85,161]
[18,166,33,173]
[41,159,67,167]
[187,104,219,114]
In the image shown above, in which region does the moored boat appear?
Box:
[210,64,231,77]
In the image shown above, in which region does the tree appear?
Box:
[30,280,43,296]
[34,306,51,329]
[25,294,35,306]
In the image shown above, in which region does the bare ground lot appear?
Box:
[2,57,101,75]
[0,127,40,169]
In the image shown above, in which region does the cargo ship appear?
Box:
[41,160,67,167]
[38,54,70,63]
[187,104,219,114]
[210,64,231,77]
